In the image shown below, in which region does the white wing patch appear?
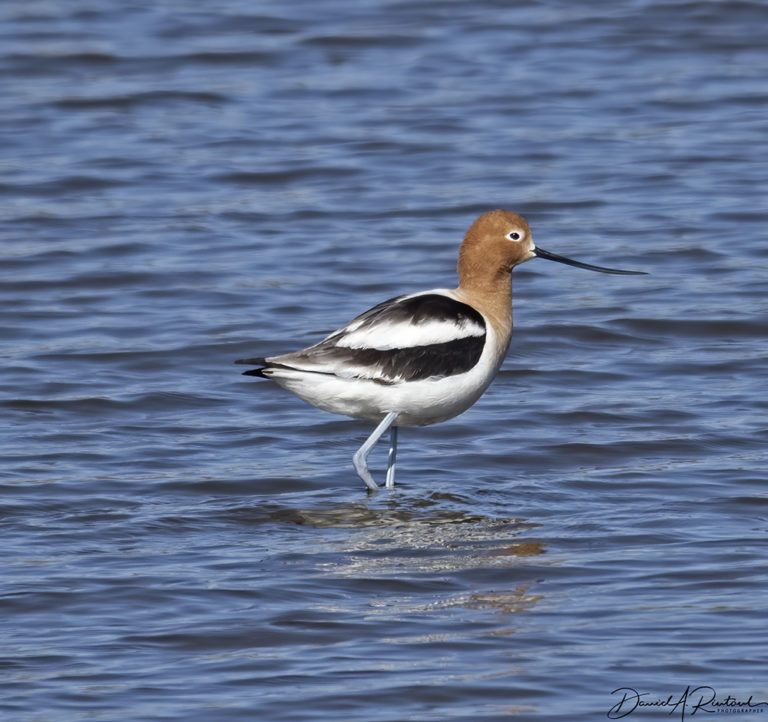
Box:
[336,315,484,350]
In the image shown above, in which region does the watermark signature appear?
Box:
[607,686,768,720]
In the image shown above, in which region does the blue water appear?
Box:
[2,1,767,720]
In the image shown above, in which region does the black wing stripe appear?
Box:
[365,335,485,382]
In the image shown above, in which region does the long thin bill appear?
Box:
[534,247,646,275]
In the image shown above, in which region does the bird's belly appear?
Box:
[270,363,498,426]
[387,372,493,426]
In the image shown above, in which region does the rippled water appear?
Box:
[2,1,767,720]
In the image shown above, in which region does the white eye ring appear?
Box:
[506,230,523,242]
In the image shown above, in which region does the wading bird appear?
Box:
[237,210,645,491]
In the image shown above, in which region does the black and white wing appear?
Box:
[238,292,487,384]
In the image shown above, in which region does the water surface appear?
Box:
[2,1,767,720]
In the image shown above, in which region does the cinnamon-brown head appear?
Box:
[457,210,536,295]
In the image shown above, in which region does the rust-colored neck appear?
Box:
[455,234,515,338]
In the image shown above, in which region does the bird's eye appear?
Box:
[507,231,522,242]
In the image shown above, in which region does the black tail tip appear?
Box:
[235,357,269,378]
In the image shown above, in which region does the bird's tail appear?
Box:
[235,357,269,377]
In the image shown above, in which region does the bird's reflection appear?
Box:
[266,490,547,617]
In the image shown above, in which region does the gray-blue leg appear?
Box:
[353,411,398,492]
[385,424,398,489]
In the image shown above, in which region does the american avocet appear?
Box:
[237,210,645,492]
